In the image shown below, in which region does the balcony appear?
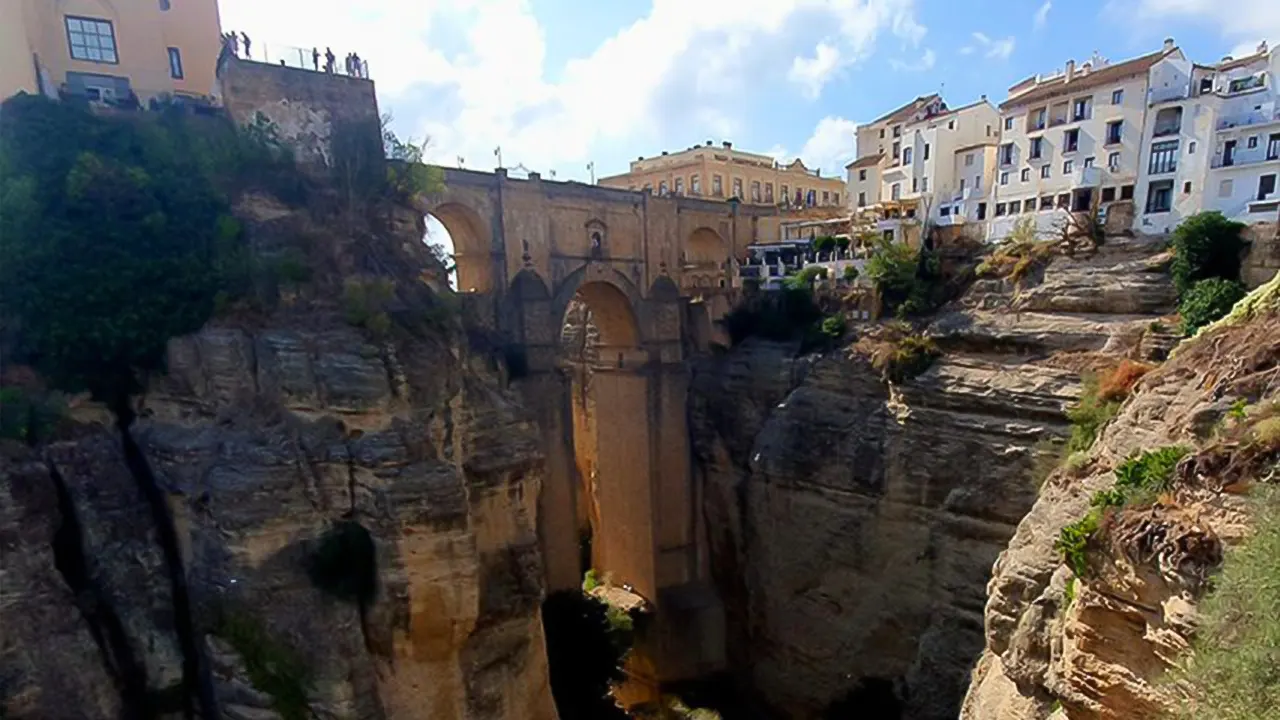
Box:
[1217,109,1280,132]
[1071,166,1102,188]
[1152,124,1181,138]
[1149,85,1191,105]
[936,213,966,226]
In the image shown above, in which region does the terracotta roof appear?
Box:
[847,154,884,169]
[1000,49,1173,109]
[1217,51,1268,71]
[870,94,942,125]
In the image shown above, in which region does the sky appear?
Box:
[217,0,1278,185]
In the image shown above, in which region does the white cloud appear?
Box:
[1033,1,1051,30]
[1130,0,1278,51]
[799,116,859,175]
[968,30,1016,60]
[789,42,843,99]
[219,0,927,181]
[889,48,937,72]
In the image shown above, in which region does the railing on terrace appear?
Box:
[1218,109,1280,131]
[224,37,370,78]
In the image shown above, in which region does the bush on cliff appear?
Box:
[1170,212,1246,297]
[0,94,286,410]
[865,236,941,317]
[718,286,823,346]
[1179,278,1248,337]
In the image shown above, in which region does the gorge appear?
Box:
[3,56,1280,720]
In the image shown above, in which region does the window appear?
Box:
[1040,196,1053,210]
[659,181,668,195]
[912,178,918,192]
[977,202,987,220]
[1260,174,1277,201]
[1106,120,1123,145]
[893,125,902,137]
[891,183,901,200]
[1009,200,1022,213]
[1108,152,1121,171]
[923,143,930,161]
[859,169,867,181]
[903,147,913,165]
[832,192,840,205]
[986,124,993,137]
[999,143,1014,165]
[821,190,829,204]
[167,47,183,79]
[1083,156,1094,168]
[1189,141,1196,155]
[1021,168,1030,182]
[1030,137,1044,160]
[948,120,955,130]
[1228,74,1265,94]
[1183,181,1192,194]
[1153,106,1182,137]
[892,141,901,159]
[1120,184,1135,200]
[1005,117,1015,131]
[1222,140,1237,167]
[674,177,684,194]
[1148,140,1179,175]
[1063,160,1074,174]
[1032,108,1047,130]
[959,178,966,191]
[1064,128,1079,153]
[1145,179,1174,213]
[765,182,774,202]
[1072,97,1092,121]
[1102,187,1116,202]
[964,153,976,168]
[858,191,867,207]
[1248,136,1259,149]
[66,17,118,64]
[1111,89,1124,105]
[806,189,817,206]
[781,184,789,201]
[995,203,1008,217]
[1268,134,1280,160]
[712,175,723,196]
[733,177,743,198]
[880,129,885,139]
[751,181,761,202]
[691,174,701,194]
[975,175,982,190]
[1218,179,1233,198]
[1041,165,1051,179]
[920,178,928,192]
[940,205,951,216]
[1057,193,1070,208]
[1000,171,1009,185]
[1199,76,1214,94]
[1024,199,1036,214]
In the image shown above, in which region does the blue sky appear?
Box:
[220,0,1277,184]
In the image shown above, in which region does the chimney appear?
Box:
[1065,59,1076,82]
[1081,62,1092,76]
[661,150,668,155]
[706,140,712,146]
[1260,40,1269,55]
[1163,37,1175,53]
[723,141,733,149]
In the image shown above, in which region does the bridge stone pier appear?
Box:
[424,168,784,686]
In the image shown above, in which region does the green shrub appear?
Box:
[306,520,378,606]
[813,235,837,257]
[865,236,938,316]
[820,314,847,340]
[1065,375,1121,453]
[1063,577,1076,606]
[342,277,396,338]
[582,569,602,593]
[1056,510,1101,577]
[1179,278,1247,336]
[216,611,311,720]
[1170,211,1246,296]
[1173,487,1280,720]
[719,287,823,345]
[842,265,859,282]
[785,265,828,290]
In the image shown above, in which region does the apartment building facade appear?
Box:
[1,0,224,104]
[988,42,1179,240]
[598,141,846,209]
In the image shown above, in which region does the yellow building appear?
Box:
[1,0,223,104]
[599,140,847,209]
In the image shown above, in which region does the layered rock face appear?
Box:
[962,278,1280,720]
[0,193,556,720]
[689,237,1178,719]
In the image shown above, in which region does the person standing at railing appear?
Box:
[351,53,363,78]
[241,32,251,60]
[325,47,336,73]
[312,48,320,71]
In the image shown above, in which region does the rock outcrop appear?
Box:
[689,236,1179,719]
[961,276,1280,720]
[0,191,557,720]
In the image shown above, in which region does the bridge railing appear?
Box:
[223,36,370,78]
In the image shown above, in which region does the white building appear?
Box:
[989,41,1180,241]
[845,94,1000,244]
[1203,44,1280,222]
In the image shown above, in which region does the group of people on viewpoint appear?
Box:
[221,31,368,79]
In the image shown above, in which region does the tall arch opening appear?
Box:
[558,280,652,602]
[424,202,493,294]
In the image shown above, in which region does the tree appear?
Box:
[842,264,859,282]
[813,235,837,259]
[865,237,926,314]
[785,265,828,291]
[1171,211,1246,296]
[835,236,851,255]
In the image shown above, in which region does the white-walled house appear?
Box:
[1203,44,1280,222]
[988,41,1179,241]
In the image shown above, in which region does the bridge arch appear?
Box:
[552,263,646,357]
[685,226,727,266]
[424,201,494,294]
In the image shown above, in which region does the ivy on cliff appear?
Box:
[0,95,285,409]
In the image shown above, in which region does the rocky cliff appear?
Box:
[961,277,1280,719]
[689,236,1180,719]
[0,190,557,720]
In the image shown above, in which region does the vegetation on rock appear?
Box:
[1169,212,1246,297]
[1066,374,1122,453]
[718,287,823,346]
[975,217,1056,283]
[1097,360,1156,403]
[216,610,311,720]
[865,236,941,317]
[855,322,940,383]
[1179,278,1248,337]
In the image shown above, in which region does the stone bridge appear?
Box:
[425,168,785,682]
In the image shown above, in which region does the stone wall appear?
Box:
[1243,221,1280,288]
[218,56,380,167]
